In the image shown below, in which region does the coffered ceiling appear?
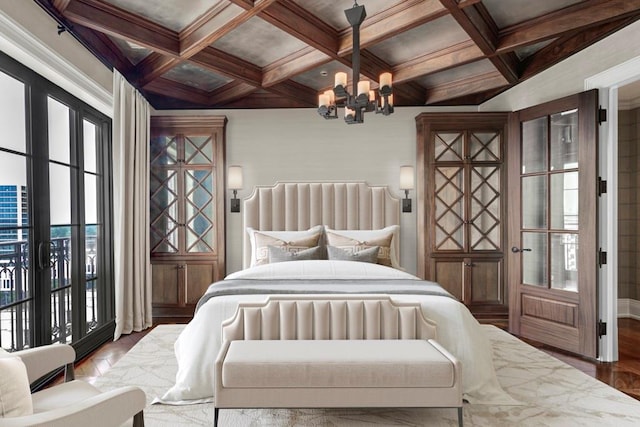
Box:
[35,0,640,109]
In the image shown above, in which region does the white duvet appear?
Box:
[155,260,517,405]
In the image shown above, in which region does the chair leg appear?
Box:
[133,410,145,427]
[457,406,463,427]
[214,407,219,427]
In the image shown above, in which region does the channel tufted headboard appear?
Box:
[242,182,400,269]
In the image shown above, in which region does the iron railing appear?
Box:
[0,237,98,351]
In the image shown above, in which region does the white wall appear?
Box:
[480,20,640,112]
[0,0,112,115]
[154,106,475,274]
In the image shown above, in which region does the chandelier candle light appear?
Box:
[317,2,394,124]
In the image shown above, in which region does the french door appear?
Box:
[508,90,599,358]
[0,52,113,355]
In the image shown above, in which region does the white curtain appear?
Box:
[112,70,152,340]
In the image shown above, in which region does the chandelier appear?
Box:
[317,2,394,124]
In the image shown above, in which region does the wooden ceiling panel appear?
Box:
[37,0,640,109]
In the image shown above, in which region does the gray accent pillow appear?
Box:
[268,245,324,263]
[327,245,380,264]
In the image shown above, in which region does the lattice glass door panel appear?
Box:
[185,169,215,253]
[150,169,179,254]
[435,166,464,250]
[434,132,463,162]
[470,166,501,250]
[150,136,178,166]
[184,135,213,165]
[470,132,501,161]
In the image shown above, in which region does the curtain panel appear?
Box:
[112,70,152,340]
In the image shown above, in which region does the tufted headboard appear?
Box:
[242,182,400,269]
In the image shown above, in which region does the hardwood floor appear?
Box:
[65,319,640,401]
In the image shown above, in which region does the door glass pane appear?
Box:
[551,172,578,230]
[0,72,26,154]
[184,135,213,165]
[186,170,214,253]
[522,117,547,173]
[83,120,97,173]
[434,132,463,162]
[551,233,578,292]
[85,225,98,333]
[435,166,464,250]
[470,166,500,250]
[51,225,72,344]
[470,132,500,161]
[150,170,178,253]
[522,232,547,287]
[85,174,97,224]
[47,97,70,164]
[550,109,578,170]
[49,164,71,225]
[522,175,547,229]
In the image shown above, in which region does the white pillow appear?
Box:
[325,225,400,269]
[0,356,33,418]
[247,225,324,267]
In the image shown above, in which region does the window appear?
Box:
[0,51,114,355]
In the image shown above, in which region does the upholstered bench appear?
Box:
[213,296,463,427]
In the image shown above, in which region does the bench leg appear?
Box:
[457,406,463,427]
[214,407,219,427]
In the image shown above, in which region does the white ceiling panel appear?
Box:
[102,0,225,32]
[482,0,585,29]
[212,16,308,67]
[417,59,497,87]
[290,0,405,31]
[162,62,232,92]
[367,16,470,66]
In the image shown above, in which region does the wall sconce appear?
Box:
[399,165,414,213]
[228,165,243,213]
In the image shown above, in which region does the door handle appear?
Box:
[511,247,532,253]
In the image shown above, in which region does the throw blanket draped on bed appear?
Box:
[155,261,518,406]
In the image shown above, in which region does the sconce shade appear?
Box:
[228,165,243,190]
[400,165,414,190]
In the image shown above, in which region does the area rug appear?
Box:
[94,325,640,426]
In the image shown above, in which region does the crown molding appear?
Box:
[0,8,112,116]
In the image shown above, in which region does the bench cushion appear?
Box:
[222,340,455,389]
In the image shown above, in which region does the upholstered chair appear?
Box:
[0,344,145,427]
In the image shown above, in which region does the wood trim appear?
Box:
[393,41,484,84]
[425,71,508,104]
[262,47,331,88]
[497,0,640,54]
[63,0,180,56]
[190,47,263,86]
[144,78,211,105]
[137,55,182,88]
[507,111,521,334]
[209,81,259,105]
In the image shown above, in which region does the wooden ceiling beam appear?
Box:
[222,91,312,109]
[259,0,339,57]
[262,47,330,87]
[190,47,263,86]
[179,0,279,59]
[425,70,508,104]
[497,0,640,54]
[520,16,640,81]
[62,0,180,56]
[267,80,318,107]
[338,0,447,56]
[226,0,255,11]
[143,78,211,105]
[393,40,484,83]
[439,0,519,83]
[208,81,258,106]
[137,54,182,88]
[52,0,71,13]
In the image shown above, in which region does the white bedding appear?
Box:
[155,260,517,406]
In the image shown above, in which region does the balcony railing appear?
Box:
[0,237,98,351]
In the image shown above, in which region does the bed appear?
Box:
[155,182,516,406]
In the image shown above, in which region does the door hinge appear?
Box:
[598,107,607,125]
[598,320,607,338]
[598,248,607,267]
[598,177,607,196]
